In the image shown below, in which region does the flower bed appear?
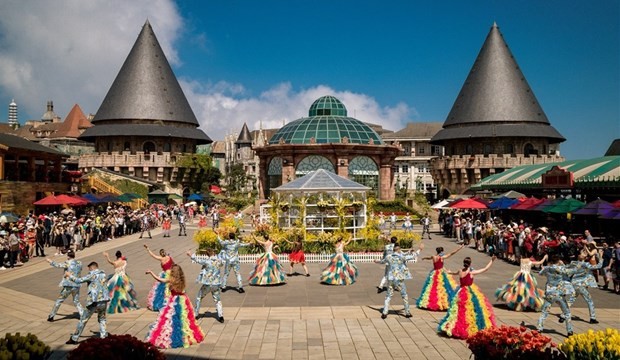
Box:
[560,328,620,360]
[467,326,564,359]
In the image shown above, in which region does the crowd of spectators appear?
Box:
[438,209,620,294]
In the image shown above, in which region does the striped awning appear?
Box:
[471,156,620,190]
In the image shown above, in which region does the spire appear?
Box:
[92,21,199,126]
[41,100,56,123]
[54,104,92,138]
[236,122,252,144]
[431,23,565,144]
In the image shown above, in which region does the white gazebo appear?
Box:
[260,169,370,239]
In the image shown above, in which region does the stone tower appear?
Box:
[430,23,565,196]
[8,99,17,127]
[79,21,211,187]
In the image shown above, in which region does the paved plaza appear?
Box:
[0,223,618,359]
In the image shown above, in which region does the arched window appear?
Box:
[163,143,171,152]
[524,143,536,157]
[483,144,493,156]
[182,144,187,153]
[348,156,379,192]
[295,155,334,176]
[143,141,156,154]
[124,142,131,151]
[504,143,514,155]
[267,157,283,193]
[465,144,474,155]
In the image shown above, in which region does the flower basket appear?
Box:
[467,326,564,360]
[560,328,620,360]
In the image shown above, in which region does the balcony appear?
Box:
[432,154,564,170]
[78,151,185,168]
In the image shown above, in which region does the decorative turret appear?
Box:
[41,101,57,123]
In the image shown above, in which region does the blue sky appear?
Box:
[0,0,618,160]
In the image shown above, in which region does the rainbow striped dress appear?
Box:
[495,260,544,311]
[417,257,458,311]
[248,242,286,285]
[438,272,496,339]
[147,257,173,311]
[145,290,204,349]
[320,244,358,286]
[107,261,139,314]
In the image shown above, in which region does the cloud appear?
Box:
[181,80,416,140]
[0,0,182,121]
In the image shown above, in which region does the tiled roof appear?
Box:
[79,123,211,144]
[382,122,443,140]
[53,104,92,138]
[0,133,67,156]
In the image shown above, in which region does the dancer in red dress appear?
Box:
[286,238,310,277]
[417,245,464,311]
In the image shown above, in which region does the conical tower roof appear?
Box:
[92,21,198,126]
[53,104,92,138]
[236,123,252,144]
[80,21,211,144]
[431,23,564,144]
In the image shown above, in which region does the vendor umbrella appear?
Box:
[545,198,585,214]
[612,200,620,208]
[449,198,488,209]
[573,199,615,216]
[510,197,543,210]
[187,193,203,201]
[56,194,88,206]
[0,212,19,223]
[489,196,518,210]
[600,208,620,220]
[34,195,66,206]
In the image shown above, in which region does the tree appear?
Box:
[226,163,248,195]
[176,154,221,193]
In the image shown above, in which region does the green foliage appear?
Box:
[0,332,50,360]
[413,192,432,214]
[373,200,417,214]
[225,164,248,195]
[67,334,164,360]
[110,179,148,199]
[224,197,252,211]
[177,154,221,193]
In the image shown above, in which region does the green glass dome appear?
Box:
[269,96,384,145]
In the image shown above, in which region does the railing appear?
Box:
[432,154,563,169]
[194,252,385,264]
[78,152,179,168]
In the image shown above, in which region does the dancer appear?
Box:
[145,264,205,349]
[320,237,358,285]
[248,235,286,285]
[65,261,109,345]
[178,211,187,236]
[286,237,310,277]
[377,236,397,293]
[47,250,84,322]
[139,212,152,239]
[103,251,139,314]
[187,249,224,322]
[537,255,576,336]
[495,254,547,312]
[161,216,171,238]
[438,256,497,339]
[198,213,207,228]
[375,243,424,319]
[144,244,174,311]
[421,213,432,240]
[219,233,250,293]
[564,253,602,324]
[417,244,464,311]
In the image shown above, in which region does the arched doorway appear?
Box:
[143,141,156,154]
[524,143,537,157]
[348,156,379,193]
[295,155,334,176]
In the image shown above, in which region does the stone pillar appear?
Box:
[28,157,36,182]
[379,163,392,200]
[337,158,348,178]
[258,159,268,200]
[281,157,294,184]
[53,160,61,182]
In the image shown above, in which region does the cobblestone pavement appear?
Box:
[0,223,618,359]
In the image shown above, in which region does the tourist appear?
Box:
[145,264,204,349]
[417,245,464,311]
[0,230,8,269]
[65,261,109,345]
[248,235,286,286]
[286,237,310,277]
[495,254,547,311]
[377,236,397,293]
[187,249,224,322]
[218,233,250,293]
[8,227,22,267]
[453,214,462,243]
[103,250,139,314]
[144,244,174,311]
[537,255,575,336]
[600,242,613,290]
[320,236,358,285]
[25,225,36,259]
[438,256,497,339]
[46,250,84,322]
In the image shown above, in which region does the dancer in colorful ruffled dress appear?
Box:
[198,213,207,228]
[161,216,171,238]
[417,244,464,311]
[145,264,204,349]
[438,256,497,339]
[320,237,358,285]
[103,251,139,314]
[249,235,286,285]
[495,254,547,311]
[144,244,174,311]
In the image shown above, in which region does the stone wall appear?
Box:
[0,181,70,215]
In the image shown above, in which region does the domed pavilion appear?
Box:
[254,95,400,200]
